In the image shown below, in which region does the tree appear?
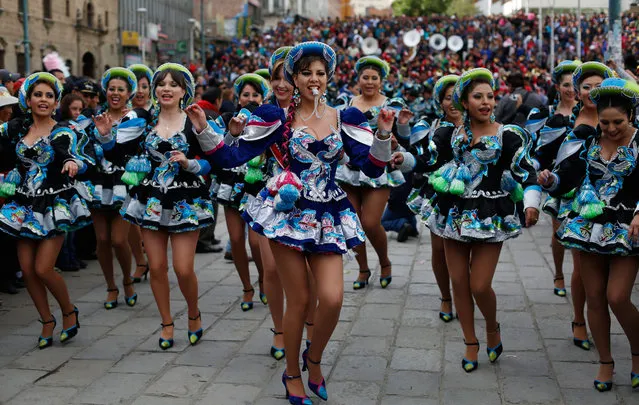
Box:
[392,0,451,16]
[445,0,478,17]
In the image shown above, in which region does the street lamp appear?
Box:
[137,7,147,65]
[188,18,196,63]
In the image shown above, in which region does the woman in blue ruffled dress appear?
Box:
[127,64,154,283]
[404,74,461,322]
[392,68,541,373]
[538,78,639,392]
[94,63,213,349]
[0,73,89,348]
[89,68,140,309]
[540,62,615,351]
[337,56,412,290]
[190,42,392,405]
[216,73,270,311]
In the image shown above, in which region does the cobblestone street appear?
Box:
[0,215,638,404]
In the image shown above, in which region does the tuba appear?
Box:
[429,34,446,51]
[403,29,421,62]
[447,35,464,52]
[361,37,380,55]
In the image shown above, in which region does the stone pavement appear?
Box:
[0,214,638,405]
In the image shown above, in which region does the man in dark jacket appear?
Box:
[495,72,545,126]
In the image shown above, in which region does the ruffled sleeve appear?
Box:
[534,113,572,171]
[51,125,88,175]
[195,104,285,169]
[340,107,392,179]
[544,124,596,197]
[501,125,541,210]
[409,124,455,174]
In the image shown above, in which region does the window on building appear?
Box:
[43,0,51,19]
[0,49,5,70]
[105,11,109,27]
[65,0,70,17]
[16,52,25,76]
[18,0,23,13]
[87,2,94,28]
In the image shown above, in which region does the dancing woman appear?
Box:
[541,62,615,350]
[338,56,410,289]
[192,42,392,404]
[96,63,214,349]
[127,64,154,283]
[0,73,90,348]
[404,74,462,322]
[217,73,270,311]
[90,68,139,309]
[538,78,639,392]
[392,68,540,372]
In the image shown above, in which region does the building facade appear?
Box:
[118,0,193,68]
[476,0,634,16]
[350,0,391,16]
[0,0,119,78]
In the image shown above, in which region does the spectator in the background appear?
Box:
[48,69,66,85]
[0,69,20,96]
[220,88,235,114]
[78,80,100,117]
[0,86,18,124]
[194,84,206,103]
[495,72,545,126]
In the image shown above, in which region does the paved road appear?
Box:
[0,214,638,405]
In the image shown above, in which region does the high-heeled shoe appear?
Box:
[38,316,56,349]
[486,323,503,363]
[631,353,639,389]
[302,355,328,401]
[104,288,119,310]
[132,263,149,283]
[553,276,566,297]
[60,306,79,343]
[594,360,614,392]
[123,281,138,307]
[571,321,591,350]
[188,311,203,346]
[241,288,254,312]
[380,263,392,288]
[159,321,174,350]
[270,328,285,360]
[281,372,312,405]
[353,269,371,290]
[258,279,268,305]
[462,340,480,373]
[439,298,454,323]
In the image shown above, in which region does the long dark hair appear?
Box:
[60,94,85,121]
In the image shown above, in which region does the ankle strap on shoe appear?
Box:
[284,374,302,380]
[358,269,371,274]
[464,340,480,346]
[63,307,78,317]
[599,360,615,365]
[440,297,452,302]
[188,311,201,321]
[572,321,586,327]
[243,288,255,293]
[106,288,119,292]
[487,323,501,334]
[553,276,564,281]
[271,328,283,335]
[123,281,135,287]
[307,356,321,365]
[161,322,174,328]
[632,353,639,356]
[38,316,56,324]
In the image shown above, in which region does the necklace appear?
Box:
[299,101,327,122]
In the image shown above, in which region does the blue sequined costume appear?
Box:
[0,118,92,239]
[405,124,541,242]
[96,109,215,232]
[545,126,639,255]
[195,104,392,254]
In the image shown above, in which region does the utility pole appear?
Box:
[538,4,543,67]
[22,0,30,74]
[201,0,205,67]
[608,0,622,66]
[576,0,581,60]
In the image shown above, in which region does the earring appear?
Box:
[293,88,301,107]
[179,98,184,110]
[461,110,467,123]
[320,91,327,105]
[490,112,495,124]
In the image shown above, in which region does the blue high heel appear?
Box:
[380,263,392,288]
[282,372,312,405]
[487,323,503,363]
[270,328,285,360]
[353,269,371,290]
[462,340,479,373]
[302,355,328,401]
[60,306,79,343]
[188,311,203,346]
[38,316,56,349]
[439,298,454,323]
[104,288,119,310]
[123,281,138,307]
[631,353,639,389]
[159,321,174,350]
[594,360,614,392]
[258,279,268,305]
[553,276,566,297]
[572,322,591,350]
[241,288,254,312]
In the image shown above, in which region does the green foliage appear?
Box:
[446,0,478,17]
[392,0,451,16]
